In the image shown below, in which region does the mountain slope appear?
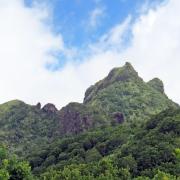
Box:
[0,100,61,156]
[117,107,180,177]
[0,62,179,179]
[29,107,180,179]
[0,62,178,156]
[84,62,177,123]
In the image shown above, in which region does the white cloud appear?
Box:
[75,0,180,105]
[88,7,105,28]
[121,0,180,104]
[0,0,66,107]
[0,0,180,109]
[95,16,131,51]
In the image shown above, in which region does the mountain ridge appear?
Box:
[0,62,179,179]
[84,62,142,103]
[83,62,178,124]
[0,62,178,156]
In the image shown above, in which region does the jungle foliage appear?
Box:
[0,63,179,179]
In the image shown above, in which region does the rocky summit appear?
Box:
[83,62,177,123]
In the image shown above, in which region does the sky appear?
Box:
[0,0,179,108]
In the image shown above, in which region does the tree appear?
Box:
[152,170,177,180]
[0,145,34,180]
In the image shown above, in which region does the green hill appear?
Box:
[0,100,60,156]
[0,62,178,156]
[28,107,180,179]
[0,62,179,179]
[84,62,177,124]
[58,62,178,135]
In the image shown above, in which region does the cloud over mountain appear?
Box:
[0,0,179,108]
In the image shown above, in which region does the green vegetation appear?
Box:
[27,124,133,175]
[0,63,177,156]
[0,145,34,180]
[0,63,179,179]
[84,62,177,123]
[147,78,165,94]
[25,107,180,179]
[0,100,61,156]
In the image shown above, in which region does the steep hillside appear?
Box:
[84,62,177,123]
[0,62,178,157]
[59,102,96,135]
[27,123,133,175]
[0,63,179,179]
[117,107,180,177]
[29,107,180,179]
[0,100,61,156]
[57,62,177,135]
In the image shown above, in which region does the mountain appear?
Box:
[0,62,179,179]
[0,62,178,156]
[28,107,180,179]
[0,100,60,156]
[83,62,177,123]
[147,78,165,94]
[58,62,177,135]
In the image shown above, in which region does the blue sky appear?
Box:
[24,0,164,68]
[35,0,162,43]
[0,0,180,107]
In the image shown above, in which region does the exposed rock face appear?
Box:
[59,103,93,135]
[42,103,58,114]
[112,112,124,124]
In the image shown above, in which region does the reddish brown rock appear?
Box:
[59,103,93,135]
